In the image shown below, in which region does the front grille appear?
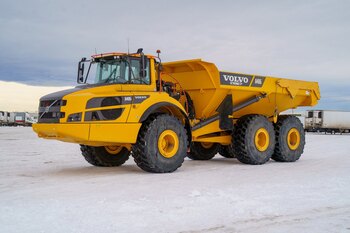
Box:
[38,99,65,123]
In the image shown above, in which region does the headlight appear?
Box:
[67,112,82,122]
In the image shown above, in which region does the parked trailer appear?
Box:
[8,112,16,126]
[14,112,35,126]
[305,110,350,134]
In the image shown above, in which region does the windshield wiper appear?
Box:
[123,59,138,83]
[104,68,117,83]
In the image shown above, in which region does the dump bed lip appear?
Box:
[164,59,319,88]
[219,70,320,83]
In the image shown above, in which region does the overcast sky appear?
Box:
[0,0,350,110]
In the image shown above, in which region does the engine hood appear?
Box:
[40,84,114,101]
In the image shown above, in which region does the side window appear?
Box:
[130,58,150,84]
[318,111,322,118]
[308,111,313,118]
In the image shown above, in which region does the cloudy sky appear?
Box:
[0,0,349,111]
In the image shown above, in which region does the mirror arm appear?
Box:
[77,62,80,83]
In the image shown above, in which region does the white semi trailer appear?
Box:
[305,110,350,134]
[0,112,35,126]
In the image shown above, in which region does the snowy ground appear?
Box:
[0,127,349,233]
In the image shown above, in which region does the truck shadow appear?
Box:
[48,157,251,177]
[185,157,243,165]
[49,164,145,177]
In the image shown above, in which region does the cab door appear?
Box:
[121,57,156,92]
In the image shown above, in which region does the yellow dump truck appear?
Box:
[32,49,320,173]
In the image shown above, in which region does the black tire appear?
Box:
[233,115,275,165]
[272,115,305,162]
[187,142,220,160]
[132,114,188,173]
[218,145,236,158]
[80,145,130,167]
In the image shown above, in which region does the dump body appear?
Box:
[162,59,320,143]
[163,59,319,119]
[305,110,350,133]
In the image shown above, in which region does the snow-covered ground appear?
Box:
[0,127,349,233]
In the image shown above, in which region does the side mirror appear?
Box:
[77,57,88,84]
[77,62,85,83]
[139,54,147,78]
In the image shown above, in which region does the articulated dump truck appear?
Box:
[32,49,320,173]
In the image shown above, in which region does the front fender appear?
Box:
[126,92,187,123]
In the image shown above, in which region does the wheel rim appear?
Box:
[158,130,179,158]
[105,146,123,155]
[201,142,214,149]
[287,128,300,150]
[255,128,269,152]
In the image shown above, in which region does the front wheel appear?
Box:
[80,145,130,167]
[132,114,188,173]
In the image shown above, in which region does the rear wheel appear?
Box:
[187,142,220,160]
[272,115,305,162]
[233,115,275,165]
[80,145,130,167]
[218,145,236,158]
[132,114,188,173]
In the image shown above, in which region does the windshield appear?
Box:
[92,58,150,84]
